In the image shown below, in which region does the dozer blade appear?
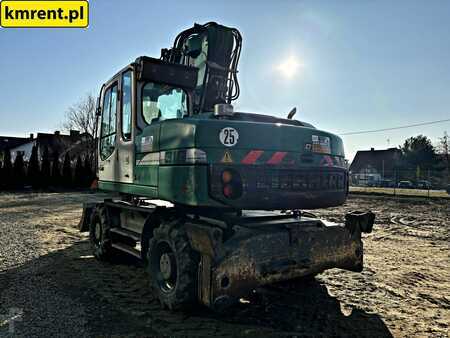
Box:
[187,211,375,309]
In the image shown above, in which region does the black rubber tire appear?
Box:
[147,218,198,310]
[89,205,114,261]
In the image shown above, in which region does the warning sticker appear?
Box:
[221,150,233,163]
[312,135,331,154]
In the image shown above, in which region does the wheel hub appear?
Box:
[160,253,174,280]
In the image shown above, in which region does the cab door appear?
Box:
[98,80,119,182]
[116,69,134,183]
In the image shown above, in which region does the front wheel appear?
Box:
[148,218,199,310]
[89,205,114,261]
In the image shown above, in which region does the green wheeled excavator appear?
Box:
[79,22,375,311]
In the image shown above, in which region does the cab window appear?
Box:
[121,71,132,140]
[100,84,118,159]
[142,83,188,124]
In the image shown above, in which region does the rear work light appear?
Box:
[221,168,243,199]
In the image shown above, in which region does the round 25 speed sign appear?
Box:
[219,127,239,147]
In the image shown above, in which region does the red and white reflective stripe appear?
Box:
[266,151,287,165]
[320,155,334,167]
[241,150,264,164]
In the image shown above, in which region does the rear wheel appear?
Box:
[148,218,198,310]
[89,205,114,261]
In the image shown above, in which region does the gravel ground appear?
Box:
[0,192,449,337]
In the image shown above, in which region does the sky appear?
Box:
[0,0,449,160]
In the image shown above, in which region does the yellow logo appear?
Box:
[221,151,233,163]
[0,1,89,28]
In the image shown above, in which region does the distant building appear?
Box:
[349,147,402,186]
[0,135,34,162]
[1,130,92,163]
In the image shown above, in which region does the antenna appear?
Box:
[287,107,297,120]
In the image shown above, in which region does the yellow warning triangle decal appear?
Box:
[221,151,233,163]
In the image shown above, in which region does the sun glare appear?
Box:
[277,56,302,79]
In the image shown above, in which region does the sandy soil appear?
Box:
[0,192,449,337]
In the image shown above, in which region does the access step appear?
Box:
[111,243,141,259]
[110,227,141,241]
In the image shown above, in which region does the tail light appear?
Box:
[221,168,243,199]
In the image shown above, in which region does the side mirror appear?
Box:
[96,93,102,116]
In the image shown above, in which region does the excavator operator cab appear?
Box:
[95,22,242,186]
[95,56,198,185]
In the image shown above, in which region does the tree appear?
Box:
[0,160,3,189]
[51,150,61,186]
[400,135,437,171]
[83,155,93,187]
[62,152,72,188]
[437,131,450,182]
[63,93,96,136]
[27,145,40,188]
[41,146,51,188]
[13,152,25,188]
[74,155,84,188]
[437,132,449,164]
[2,150,13,189]
[63,93,97,164]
